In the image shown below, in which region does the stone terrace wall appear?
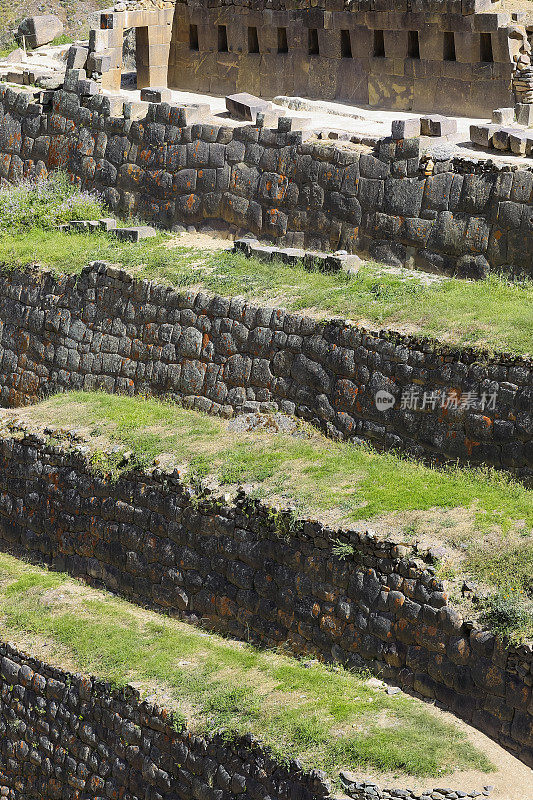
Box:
[3,80,533,276]
[0,430,531,769]
[0,639,330,800]
[0,264,531,478]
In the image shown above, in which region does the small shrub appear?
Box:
[49,34,72,47]
[479,591,533,641]
[88,447,151,481]
[0,172,105,231]
[170,710,187,733]
[332,538,355,560]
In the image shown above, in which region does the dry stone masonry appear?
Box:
[0,640,330,800]
[0,637,498,800]
[0,427,531,774]
[0,263,530,478]
[3,79,533,276]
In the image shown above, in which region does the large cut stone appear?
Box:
[469,124,499,148]
[112,226,157,242]
[17,15,63,49]
[391,118,420,140]
[66,45,89,71]
[140,86,171,103]
[420,115,457,138]
[226,92,272,122]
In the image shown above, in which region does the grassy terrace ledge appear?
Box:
[0,417,531,776]
[0,229,531,356]
[4,392,533,638]
[0,551,494,783]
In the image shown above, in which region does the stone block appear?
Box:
[101,96,124,117]
[35,73,64,91]
[171,104,210,126]
[509,131,529,156]
[17,15,63,48]
[70,220,99,232]
[469,123,499,148]
[249,243,279,261]
[255,109,285,128]
[492,127,514,151]
[515,103,533,127]
[66,45,89,71]
[86,53,112,75]
[491,107,515,125]
[279,247,305,264]
[5,71,24,85]
[140,86,172,103]
[233,238,255,256]
[391,118,420,140]
[77,79,99,97]
[98,217,117,231]
[420,115,458,137]
[289,116,312,132]
[226,92,272,122]
[112,226,157,242]
[303,251,329,271]
[4,48,24,63]
[124,101,149,120]
[63,69,86,92]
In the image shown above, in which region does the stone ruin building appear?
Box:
[87,0,533,118]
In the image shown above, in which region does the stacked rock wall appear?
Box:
[0,639,329,800]
[0,430,531,768]
[3,81,533,276]
[0,264,531,477]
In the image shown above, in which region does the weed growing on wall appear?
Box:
[0,172,105,230]
[331,539,356,560]
[479,591,533,642]
[88,446,153,482]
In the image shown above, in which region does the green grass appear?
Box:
[0,33,71,59]
[0,551,495,781]
[0,40,19,58]
[16,391,533,606]
[49,34,72,47]
[0,228,531,355]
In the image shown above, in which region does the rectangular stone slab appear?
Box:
[469,123,499,148]
[226,92,272,122]
[112,226,157,242]
[140,87,172,103]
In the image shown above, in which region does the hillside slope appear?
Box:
[0,0,110,47]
